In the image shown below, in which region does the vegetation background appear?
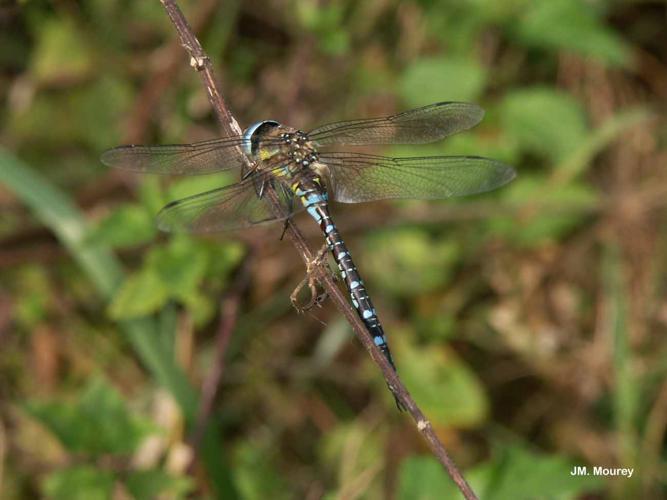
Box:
[1,0,666,498]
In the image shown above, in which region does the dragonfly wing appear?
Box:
[101,136,256,175]
[320,153,516,203]
[307,102,484,146]
[157,176,299,233]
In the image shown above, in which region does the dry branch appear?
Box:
[158,1,478,498]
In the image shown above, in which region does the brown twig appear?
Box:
[158,1,478,498]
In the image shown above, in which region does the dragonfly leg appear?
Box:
[279,185,295,241]
[290,244,331,313]
[279,218,290,241]
[388,383,406,411]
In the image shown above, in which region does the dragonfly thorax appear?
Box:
[242,120,320,172]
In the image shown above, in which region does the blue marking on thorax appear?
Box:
[301,192,327,206]
[363,310,373,319]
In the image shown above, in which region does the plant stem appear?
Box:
[158,1,478,498]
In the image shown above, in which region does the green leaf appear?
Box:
[31,18,94,84]
[109,268,169,320]
[0,150,199,415]
[500,87,587,162]
[399,56,487,106]
[362,228,460,296]
[89,204,156,248]
[74,77,135,150]
[0,90,237,500]
[205,239,245,277]
[26,377,155,456]
[0,149,121,295]
[420,3,491,53]
[395,336,488,426]
[487,175,597,247]
[472,444,603,500]
[296,3,350,55]
[108,236,243,322]
[235,439,290,500]
[125,469,193,500]
[10,77,132,151]
[43,466,115,500]
[514,0,630,66]
[178,289,216,326]
[166,173,233,202]
[137,177,167,216]
[398,456,460,500]
[13,266,52,329]
[398,446,603,500]
[147,237,208,298]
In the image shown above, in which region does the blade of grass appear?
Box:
[0,149,237,497]
[551,107,654,186]
[602,242,639,497]
[0,149,185,401]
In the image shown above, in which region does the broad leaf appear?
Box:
[500,87,587,162]
[125,469,193,500]
[109,268,169,319]
[25,377,155,456]
[400,56,487,106]
[392,336,488,426]
[43,466,114,500]
[514,0,630,66]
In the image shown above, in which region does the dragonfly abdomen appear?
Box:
[293,178,397,370]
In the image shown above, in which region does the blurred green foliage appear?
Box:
[26,377,156,456]
[27,378,192,499]
[398,446,604,500]
[400,57,488,105]
[1,0,665,498]
[109,236,243,324]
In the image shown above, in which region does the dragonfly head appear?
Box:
[242,120,281,158]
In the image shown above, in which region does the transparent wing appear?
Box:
[320,153,516,203]
[157,175,300,233]
[307,102,484,146]
[101,136,277,175]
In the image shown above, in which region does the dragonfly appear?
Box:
[102,102,515,407]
